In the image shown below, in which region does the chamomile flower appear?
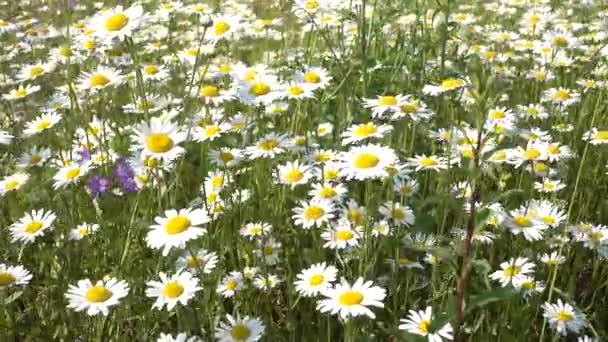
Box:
[209,147,243,168]
[141,63,169,82]
[69,222,100,240]
[193,121,231,143]
[245,133,288,159]
[0,264,32,289]
[132,116,187,161]
[257,238,281,265]
[175,249,218,275]
[3,84,40,100]
[77,66,124,91]
[10,209,56,244]
[292,199,335,229]
[317,122,333,137]
[23,112,62,137]
[371,220,391,237]
[209,15,241,41]
[17,62,54,82]
[217,271,244,298]
[215,314,266,342]
[309,182,348,202]
[364,94,404,117]
[237,74,283,106]
[157,332,201,342]
[504,207,547,241]
[277,160,313,189]
[379,202,415,226]
[145,271,201,311]
[146,208,211,256]
[534,178,566,193]
[321,220,362,250]
[65,278,129,316]
[337,144,397,180]
[240,222,272,240]
[295,262,338,297]
[582,128,608,145]
[316,277,386,319]
[284,82,315,100]
[197,83,236,105]
[341,121,393,145]
[540,251,566,266]
[489,257,535,287]
[295,67,331,90]
[52,162,91,189]
[0,172,29,195]
[253,274,281,291]
[92,4,144,42]
[0,130,13,145]
[399,306,453,342]
[422,77,468,96]
[542,87,580,107]
[542,300,586,336]
[513,276,545,297]
[407,154,449,172]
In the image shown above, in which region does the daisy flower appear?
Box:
[407,154,449,172]
[295,67,331,90]
[92,4,144,42]
[292,199,335,229]
[422,78,468,96]
[217,271,244,298]
[540,251,566,266]
[23,111,62,137]
[132,116,187,161]
[363,94,404,118]
[489,257,535,287]
[146,208,210,256]
[504,207,547,241]
[157,332,201,342]
[145,271,202,311]
[309,182,348,202]
[214,314,265,342]
[17,62,54,82]
[141,64,169,82]
[337,144,397,180]
[316,277,386,319]
[52,162,91,189]
[542,87,580,107]
[240,222,272,240]
[284,82,315,100]
[68,222,100,240]
[193,121,231,143]
[209,147,243,168]
[257,238,281,265]
[0,263,32,289]
[65,278,129,316]
[399,306,453,342]
[341,121,393,145]
[371,220,391,237]
[3,84,40,100]
[77,66,124,91]
[245,133,288,159]
[10,209,57,244]
[237,74,283,106]
[542,299,586,336]
[0,172,29,196]
[209,15,241,41]
[295,262,338,297]
[0,130,13,145]
[317,122,333,137]
[321,220,363,250]
[513,276,545,297]
[582,128,608,145]
[534,178,566,193]
[253,274,281,291]
[379,201,415,226]
[277,160,313,189]
[175,249,219,275]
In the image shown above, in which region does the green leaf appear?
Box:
[467,287,517,313]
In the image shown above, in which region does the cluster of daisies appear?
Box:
[1,0,608,341]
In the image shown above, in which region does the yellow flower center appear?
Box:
[288,86,304,96]
[230,324,250,340]
[214,21,231,35]
[325,169,339,180]
[58,46,72,57]
[440,78,464,90]
[552,36,568,47]
[378,96,397,106]
[143,65,159,74]
[336,230,354,241]
[204,125,221,137]
[353,123,377,137]
[24,220,44,234]
[218,64,232,73]
[525,148,541,160]
[308,274,324,286]
[353,152,380,169]
[35,120,50,130]
[105,13,129,31]
[200,85,219,97]
[490,110,505,119]
[400,103,417,113]
[556,311,573,322]
[164,216,191,235]
[146,133,174,153]
[303,71,320,83]
[0,272,16,286]
[541,216,555,224]
[225,279,238,290]
[162,281,184,298]
[248,225,262,234]
[28,66,44,78]
[219,151,234,162]
[534,162,548,173]
[14,89,27,97]
[391,208,405,220]
[285,168,304,183]
[83,39,96,50]
[66,168,81,180]
[594,130,608,140]
[29,154,41,164]
[419,157,436,167]
[337,290,364,306]
[305,0,320,10]
[89,73,110,87]
[418,320,430,333]
[304,206,324,220]
[4,180,19,191]
[259,139,278,151]
[513,215,532,227]
[318,187,336,199]
[186,256,202,268]
[263,246,273,255]
[554,90,570,100]
[503,265,520,277]
[85,285,112,303]
[250,82,270,96]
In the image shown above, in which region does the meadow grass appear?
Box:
[1,0,608,341]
